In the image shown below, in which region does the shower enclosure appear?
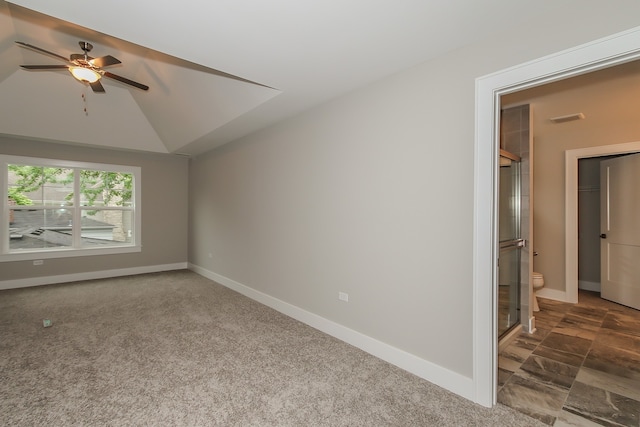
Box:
[498,150,523,338]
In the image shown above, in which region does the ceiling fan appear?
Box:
[16,40,149,93]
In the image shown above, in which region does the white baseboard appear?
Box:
[189,263,474,402]
[578,280,601,292]
[536,287,568,302]
[0,262,188,290]
[527,315,536,334]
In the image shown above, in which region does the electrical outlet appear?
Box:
[33,260,43,266]
[338,292,349,302]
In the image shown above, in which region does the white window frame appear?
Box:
[1,155,141,262]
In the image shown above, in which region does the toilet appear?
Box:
[532,272,544,312]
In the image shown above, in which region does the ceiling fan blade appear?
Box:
[90,80,106,93]
[89,55,121,68]
[20,65,69,70]
[15,41,72,64]
[103,72,149,91]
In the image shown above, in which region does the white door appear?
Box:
[600,153,640,310]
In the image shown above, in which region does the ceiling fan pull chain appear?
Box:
[82,88,89,116]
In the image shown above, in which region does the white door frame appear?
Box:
[473,27,640,407]
[565,142,640,304]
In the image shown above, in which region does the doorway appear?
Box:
[566,143,640,303]
[472,27,640,407]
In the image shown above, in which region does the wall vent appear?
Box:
[549,113,585,123]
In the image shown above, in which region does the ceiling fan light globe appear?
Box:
[69,67,101,83]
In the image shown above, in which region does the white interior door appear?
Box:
[600,153,640,310]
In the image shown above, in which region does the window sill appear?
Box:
[0,245,141,262]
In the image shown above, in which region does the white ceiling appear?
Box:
[0,0,584,156]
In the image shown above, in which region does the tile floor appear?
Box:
[498,290,640,426]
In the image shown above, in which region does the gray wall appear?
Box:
[1,136,189,281]
[189,3,640,379]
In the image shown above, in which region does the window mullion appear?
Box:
[72,168,82,248]
[1,161,7,255]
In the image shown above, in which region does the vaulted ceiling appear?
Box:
[0,1,592,156]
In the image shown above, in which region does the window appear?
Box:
[1,155,141,261]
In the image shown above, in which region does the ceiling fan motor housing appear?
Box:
[70,41,93,62]
[79,41,93,53]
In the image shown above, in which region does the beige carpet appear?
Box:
[0,270,542,426]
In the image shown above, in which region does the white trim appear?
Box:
[527,315,536,334]
[0,262,187,290]
[474,26,640,407]
[1,160,7,254]
[0,245,141,262]
[189,263,474,401]
[2,154,137,173]
[565,141,640,303]
[536,287,567,302]
[579,280,601,292]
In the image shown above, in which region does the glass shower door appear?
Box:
[498,152,522,337]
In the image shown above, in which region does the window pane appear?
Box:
[9,208,74,251]
[8,166,73,207]
[80,171,133,207]
[80,209,132,247]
